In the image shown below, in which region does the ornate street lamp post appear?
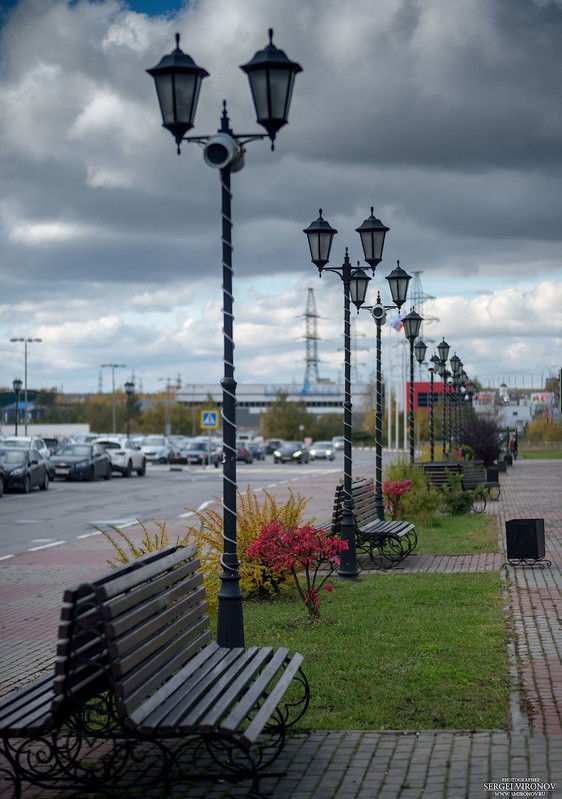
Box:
[428,354,440,462]
[449,353,462,450]
[437,338,450,457]
[414,337,427,457]
[304,208,389,577]
[148,31,301,648]
[363,261,412,519]
[124,380,135,437]
[12,378,22,436]
[402,310,423,464]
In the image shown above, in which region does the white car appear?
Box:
[95,437,146,477]
[139,435,173,464]
[309,441,336,461]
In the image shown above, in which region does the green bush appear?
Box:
[383,458,441,525]
[439,472,475,515]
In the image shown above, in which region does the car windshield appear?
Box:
[284,442,301,448]
[97,441,121,450]
[185,442,209,451]
[314,442,331,448]
[58,445,92,457]
[0,449,26,464]
[2,440,28,448]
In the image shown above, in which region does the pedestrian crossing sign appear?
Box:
[200,409,219,429]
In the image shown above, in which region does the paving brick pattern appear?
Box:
[1,458,561,797]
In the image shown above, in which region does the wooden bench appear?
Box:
[461,459,501,505]
[320,480,416,568]
[423,460,498,513]
[0,545,310,798]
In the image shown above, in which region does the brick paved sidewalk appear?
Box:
[1,458,561,798]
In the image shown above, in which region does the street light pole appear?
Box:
[101,364,126,434]
[12,378,22,436]
[363,262,411,519]
[428,355,440,462]
[437,338,450,458]
[402,310,423,464]
[10,338,42,435]
[304,209,389,577]
[148,30,301,648]
[124,380,135,437]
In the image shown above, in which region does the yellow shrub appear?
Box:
[188,486,313,612]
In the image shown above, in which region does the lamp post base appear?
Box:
[337,503,360,580]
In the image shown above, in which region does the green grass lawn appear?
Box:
[414,513,499,555]
[243,571,509,731]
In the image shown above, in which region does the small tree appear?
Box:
[459,417,501,467]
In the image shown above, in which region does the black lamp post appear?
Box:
[363,262,412,520]
[449,353,462,450]
[428,354,440,462]
[402,309,423,464]
[414,337,427,457]
[148,31,301,648]
[304,208,388,577]
[124,380,135,437]
[12,378,22,436]
[437,337,450,457]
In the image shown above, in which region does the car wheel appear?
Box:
[0,478,3,498]
[104,464,112,480]
[40,474,49,491]
[124,460,132,478]
[23,475,31,494]
[137,460,146,477]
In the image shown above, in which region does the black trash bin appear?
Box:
[506,518,549,564]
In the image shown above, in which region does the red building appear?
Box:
[406,381,446,412]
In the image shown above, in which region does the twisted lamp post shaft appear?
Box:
[340,275,359,579]
[408,343,415,464]
[216,161,244,648]
[429,370,435,462]
[374,317,384,519]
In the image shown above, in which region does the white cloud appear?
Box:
[0,0,561,395]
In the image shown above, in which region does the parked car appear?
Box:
[273,441,309,464]
[309,441,336,461]
[182,439,221,467]
[247,440,265,461]
[265,438,284,455]
[51,443,112,481]
[139,436,173,464]
[1,436,51,462]
[236,442,254,463]
[168,436,190,463]
[95,437,146,477]
[0,447,50,493]
[0,462,4,497]
[331,436,345,450]
[41,435,69,455]
[1,436,55,479]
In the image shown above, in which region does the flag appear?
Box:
[387,312,403,331]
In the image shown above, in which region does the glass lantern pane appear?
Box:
[268,69,293,120]
[248,71,268,120]
[154,74,175,125]
[173,72,199,126]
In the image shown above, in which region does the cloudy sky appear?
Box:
[0,0,561,398]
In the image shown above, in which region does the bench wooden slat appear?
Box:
[0,677,55,735]
[219,647,290,734]
[240,653,304,748]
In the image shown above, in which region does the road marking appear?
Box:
[0,554,15,561]
[28,541,65,552]
[77,531,102,539]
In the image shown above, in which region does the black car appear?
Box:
[273,441,309,464]
[51,443,112,481]
[0,448,50,493]
[0,461,5,497]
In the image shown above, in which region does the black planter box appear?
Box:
[504,454,513,466]
[497,460,507,473]
[486,467,499,483]
[506,518,545,560]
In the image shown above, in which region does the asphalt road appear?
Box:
[0,454,366,560]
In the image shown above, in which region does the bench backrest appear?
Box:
[460,460,486,480]
[95,545,213,718]
[422,461,462,488]
[331,479,374,534]
[52,546,184,715]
